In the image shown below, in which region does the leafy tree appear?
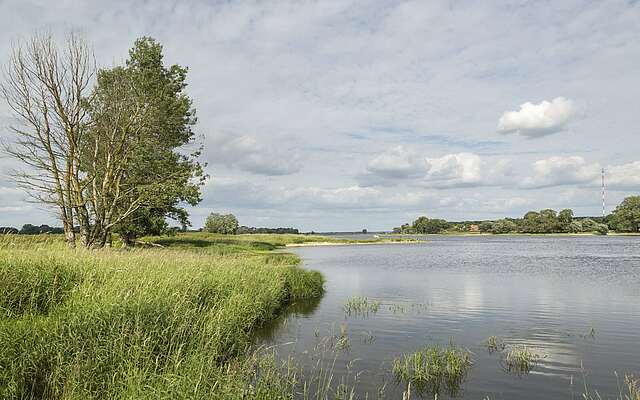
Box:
[479,221,494,233]
[609,196,640,232]
[412,216,449,234]
[204,213,239,234]
[557,209,574,232]
[85,37,204,247]
[520,211,541,233]
[0,227,19,234]
[595,223,609,235]
[490,220,517,234]
[580,218,598,232]
[568,221,583,233]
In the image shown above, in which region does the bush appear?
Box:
[595,223,609,235]
[490,220,517,234]
[204,213,239,234]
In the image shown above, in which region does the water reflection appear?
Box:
[257,236,640,399]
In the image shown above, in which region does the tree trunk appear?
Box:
[62,208,76,248]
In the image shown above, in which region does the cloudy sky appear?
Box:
[1,0,639,231]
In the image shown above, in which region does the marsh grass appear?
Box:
[0,233,325,399]
[579,372,640,400]
[343,296,381,316]
[484,336,506,353]
[502,345,543,375]
[392,345,472,396]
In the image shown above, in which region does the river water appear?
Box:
[256,235,640,399]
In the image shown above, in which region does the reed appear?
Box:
[343,296,381,316]
[0,233,324,399]
[502,345,542,374]
[392,345,472,396]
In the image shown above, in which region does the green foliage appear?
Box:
[343,296,381,316]
[479,221,494,233]
[204,213,239,234]
[609,196,640,232]
[595,223,609,235]
[392,345,472,396]
[87,37,205,245]
[489,219,517,234]
[0,234,323,399]
[412,216,450,234]
[502,345,542,375]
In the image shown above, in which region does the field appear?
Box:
[0,232,332,400]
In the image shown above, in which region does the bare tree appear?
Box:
[1,32,95,248]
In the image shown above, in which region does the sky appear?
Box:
[1,0,639,231]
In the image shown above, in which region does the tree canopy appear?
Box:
[204,213,239,235]
[1,33,204,248]
[609,196,640,232]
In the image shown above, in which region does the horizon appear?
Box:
[2,1,640,232]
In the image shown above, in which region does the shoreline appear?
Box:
[286,240,424,247]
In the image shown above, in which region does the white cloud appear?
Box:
[2,1,640,228]
[207,135,302,176]
[424,153,485,188]
[520,156,600,188]
[521,156,640,190]
[606,161,640,189]
[362,149,512,188]
[497,97,577,138]
[364,146,429,179]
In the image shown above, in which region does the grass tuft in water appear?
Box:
[484,336,506,353]
[392,345,472,396]
[343,296,380,316]
[502,345,542,375]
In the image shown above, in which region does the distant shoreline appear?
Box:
[286,239,423,247]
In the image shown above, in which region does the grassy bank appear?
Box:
[0,232,326,399]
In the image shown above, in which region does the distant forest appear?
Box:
[394,196,640,235]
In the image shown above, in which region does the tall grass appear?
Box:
[0,233,324,399]
[392,345,472,397]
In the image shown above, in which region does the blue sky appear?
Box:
[1,0,639,231]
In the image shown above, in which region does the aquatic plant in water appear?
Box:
[484,336,506,353]
[392,345,472,396]
[343,296,381,316]
[502,345,542,374]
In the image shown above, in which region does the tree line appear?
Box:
[1,33,204,248]
[203,212,299,235]
[394,196,640,235]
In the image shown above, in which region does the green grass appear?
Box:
[343,296,381,316]
[484,336,505,353]
[0,233,325,399]
[502,345,542,375]
[392,345,472,396]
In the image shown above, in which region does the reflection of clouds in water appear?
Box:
[281,238,640,399]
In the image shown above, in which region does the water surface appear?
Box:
[257,236,640,399]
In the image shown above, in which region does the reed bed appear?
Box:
[392,345,472,397]
[0,233,324,399]
[343,296,381,317]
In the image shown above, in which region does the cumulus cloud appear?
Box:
[424,153,484,188]
[207,135,302,176]
[361,149,512,188]
[364,146,429,179]
[606,161,640,189]
[520,156,600,188]
[521,156,640,190]
[497,97,577,138]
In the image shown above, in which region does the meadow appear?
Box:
[0,232,329,399]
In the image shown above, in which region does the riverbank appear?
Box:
[0,233,328,399]
[386,232,640,237]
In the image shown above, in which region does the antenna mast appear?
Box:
[601,167,606,217]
